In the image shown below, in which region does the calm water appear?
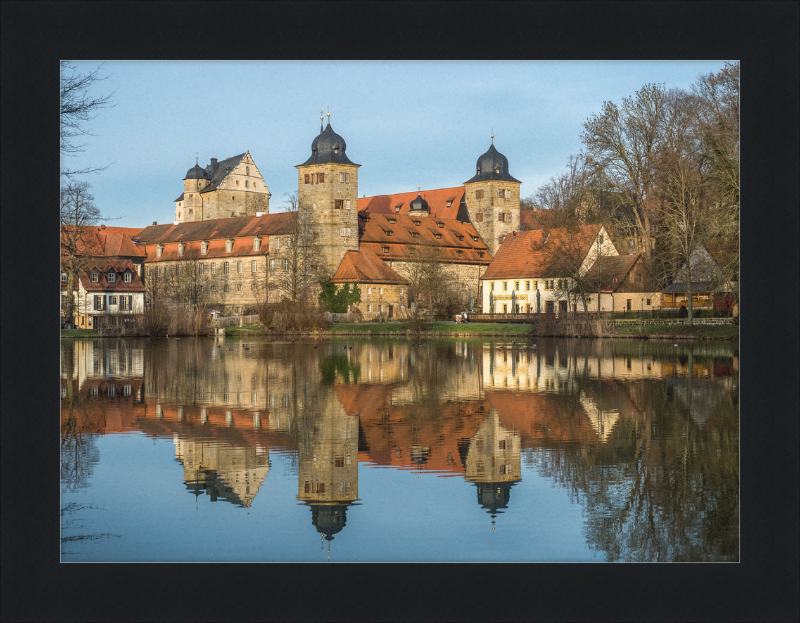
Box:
[60,336,739,562]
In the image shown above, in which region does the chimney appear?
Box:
[101,224,106,230]
[211,158,217,177]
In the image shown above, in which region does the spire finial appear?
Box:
[418,186,421,194]
[320,108,324,132]
[196,152,198,164]
[491,131,494,145]
[327,109,331,125]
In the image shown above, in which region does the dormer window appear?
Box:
[411,232,418,238]
[395,203,403,212]
[478,252,485,258]
[226,239,233,253]
[383,246,389,253]
[384,230,393,236]
[413,220,420,226]
[61,272,67,282]
[177,242,185,257]
[457,235,464,241]
[123,272,132,283]
[434,233,442,239]
[107,271,116,283]
[388,218,396,224]
[253,237,261,251]
[156,245,163,258]
[456,250,463,257]
[91,270,99,283]
[201,240,209,254]
[446,200,453,207]
[472,235,478,241]
[437,222,444,228]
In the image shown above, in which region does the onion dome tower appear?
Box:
[408,187,430,217]
[464,135,522,256]
[296,111,361,275]
[177,157,212,223]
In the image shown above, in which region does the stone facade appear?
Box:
[387,260,485,310]
[355,283,408,320]
[464,179,522,257]
[175,152,271,224]
[296,162,360,275]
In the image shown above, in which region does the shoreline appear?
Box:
[61,322,739,341]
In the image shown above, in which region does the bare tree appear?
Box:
[581,83,670,260]
[274,192,323,303]
[60,61,115,178]
[60,181,105,326]
[534,153,598,223]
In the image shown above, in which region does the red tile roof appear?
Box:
[480,225,605,280]
[140,237,270,263]
[331,250,409,285]
[582,254,642,292]
[77,259,146,292]
[61,226,147,258]
[133,212,295,244]
[358,187,465,220]
[358,212,490,265]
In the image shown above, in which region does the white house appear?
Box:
[479,224,618,315]
[63,260,146,329]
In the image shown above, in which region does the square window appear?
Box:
[224,262,229,274]
[335,199,344,209]
[107,272,116,283]
[475,213,483,222]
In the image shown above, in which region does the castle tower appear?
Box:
[176,160,211,223]
[296,112,360,275]
[463,136,522,256]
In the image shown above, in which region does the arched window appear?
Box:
[245,180,249,188]
[246,166,250,176]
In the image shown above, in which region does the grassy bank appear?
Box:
[63,322,738,340]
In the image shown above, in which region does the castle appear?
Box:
[130,113,523,318]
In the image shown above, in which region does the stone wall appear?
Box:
[146,256,268,314]
[352,282,408,320]
[297,163,360,274]
[176,153,270,223]
[387,259,486,309]
[463,180,521,256]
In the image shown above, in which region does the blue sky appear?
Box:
[64,61,729,228]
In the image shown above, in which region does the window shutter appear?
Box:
[304,174,310,184]
[319,173,324,183]
[128,295,133,309]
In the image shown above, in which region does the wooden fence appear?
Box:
[214,314,260,327]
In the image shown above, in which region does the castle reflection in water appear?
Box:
[61,336,738,553]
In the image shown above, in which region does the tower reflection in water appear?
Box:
[296,394,359,560]
[464,410,522,529]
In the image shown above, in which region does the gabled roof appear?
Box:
[357,212,490,265]
[358,187,465,221]
[480,225,604,280]
[199,153,247,193]
[77,259,145,292]
[331,250,409,285]
[133,212,295,244]
[61,226,147,259]
[582,254,641,293]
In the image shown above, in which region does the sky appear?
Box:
[63,61,729,229]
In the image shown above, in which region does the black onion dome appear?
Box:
[409,192,429,212]
[475,481,515,514]
[299,121,358,167]
[310,504,349,540]
[184,163,210,180]
[465,143,521,184]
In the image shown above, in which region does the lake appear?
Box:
[60,336,739,562]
